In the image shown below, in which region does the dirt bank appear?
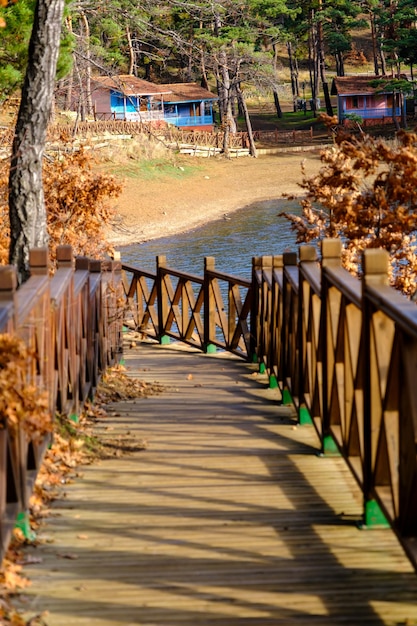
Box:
[107,150,324,248]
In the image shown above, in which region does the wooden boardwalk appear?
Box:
[19,342,417,626]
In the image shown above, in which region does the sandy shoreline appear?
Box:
[106,151,324,248]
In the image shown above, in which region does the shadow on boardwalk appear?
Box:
[18,341,417,626]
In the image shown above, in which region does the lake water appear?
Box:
[118,198,301,279]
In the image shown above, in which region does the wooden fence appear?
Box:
[1,241,416,569]
[121,242,417,570]
[0,247,123,560]
[122,255,252,357]
[46,121,316,148]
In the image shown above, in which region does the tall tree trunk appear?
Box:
[370,12,379,75]
[75,56,86,122]
[391,89,400,130]
[200,50,209,90]
[218,49,236,157]
[272,43,282,118]
[317,1,333,116]
[335,51,345,76]
[308,9,319,116]
[80,10,93,115]
[400,91,407,129]
[308,25,317,114]
[64,15,74,110]
[236,83,257,158]
[273,90,283,118]
[127,24,134,75]
[287,41,298,111]
[379,34,387,74]
[9,0,65,283]
[215,66,226,124]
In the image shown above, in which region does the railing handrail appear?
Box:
[365,282,417,336]
[0,247,123,561]
[2,240,416,570]
[119,242,417,569]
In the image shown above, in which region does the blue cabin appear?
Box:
[92,75,218,131]
[92,75,170,123]
[160,83,218,131]
[331,75,404,125]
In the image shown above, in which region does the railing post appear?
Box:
[250,257,262,364]
[282,252,297,406]
[298,245,318,426]
[0,264,17,308]
[269,255,283,389]
[321,238,343,455]
[57,245,74,268]
[156,255,170,345]
[29,248,49,276]
[260,255,272,375]
[362,248,390,528]
[204,257,217,354]
[0,265,37,540]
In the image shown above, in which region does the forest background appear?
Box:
[1,0,417,292]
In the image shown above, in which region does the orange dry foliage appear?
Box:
[0,139,122,267]
[281,121,417,296]
[0,334,51,442]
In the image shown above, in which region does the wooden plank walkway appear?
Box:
[18,341,417,626]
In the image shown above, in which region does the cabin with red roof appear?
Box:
[91,75,171,123]
[91,75,218,130]
[160,83,218,131]
[331,75,404,125]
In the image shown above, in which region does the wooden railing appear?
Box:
[1,240,416,568]
[122,256,252,358]
[252,239,417,569]
[45,121,318,149]
[0,246,123,560]
[121,241,417,568]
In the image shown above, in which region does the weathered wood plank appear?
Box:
[18,342,417,626]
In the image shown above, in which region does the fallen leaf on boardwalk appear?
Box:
[94,365,165,403]
[17,556,43,566]
[0,558,31,591]
[1,363,164,618]
[57,553,79,560]
[187,374,193,380]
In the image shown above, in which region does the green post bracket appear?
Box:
[159,335,170,345]
[118,358,126,365]
[269,374,279,389]
[204,343,217,354]
[259,362,266,374]
[282,388,293,406]
[69,413,79,424]
[251,353,258,364]
[16,511,36,542]
[360,499,390,529]
[122,325,129,333]
[299,406,313,425]
[321,434,341,456]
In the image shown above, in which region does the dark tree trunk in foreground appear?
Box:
[9,0,65,283]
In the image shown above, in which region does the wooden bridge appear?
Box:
[1,240,417,624]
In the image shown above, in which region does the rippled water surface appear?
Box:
[118,198,301,279]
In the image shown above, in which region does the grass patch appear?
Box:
[105,158,201,181]
[238,109,328,132]
[277,111,325,129]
